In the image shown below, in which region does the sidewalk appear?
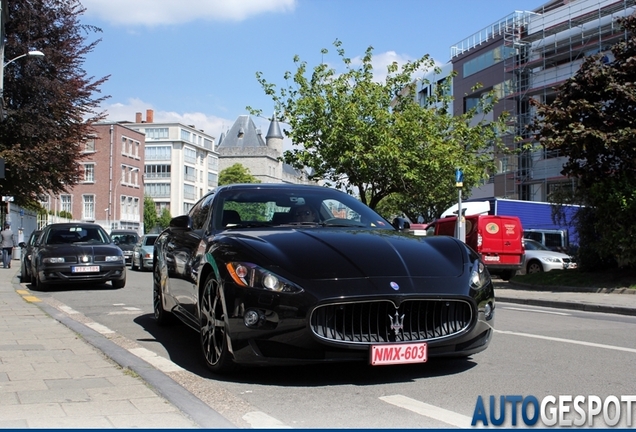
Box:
[0,267,235,429]
[496,280,636,316]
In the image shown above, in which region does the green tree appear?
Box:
[248,39,507,220]
[532,14,636,270]
[0,0,108,207]
[143,196,158,234]
[218,163,260,185]
[157,208,172,231]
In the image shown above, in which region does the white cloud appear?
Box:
[100,98,232,140]
[350,51,444,83]
[98,99,295,150]
[81,0,296,26]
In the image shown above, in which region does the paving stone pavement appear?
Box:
[0,267,235,429]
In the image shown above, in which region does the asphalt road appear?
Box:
[24,269,636,428]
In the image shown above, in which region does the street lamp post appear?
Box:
[1,50,45,99]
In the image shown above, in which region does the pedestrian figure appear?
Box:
[1,223,15,269]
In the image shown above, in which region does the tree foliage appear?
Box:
[248,39,508,220]
[218,163,260,185]
[532,14,636,270]
[143,195,158,234]
[157,208,172,231]
[0,0,109,207]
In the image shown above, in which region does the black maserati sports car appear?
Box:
[153,183,495,373]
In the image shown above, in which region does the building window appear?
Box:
[184,165,196,182]
[463,45,516,77]
[146,183,171,198]
[146,146,172,161]
[61,195,72,214]
[184,147,196,164]
[208,155,219,171]
[84,139,96,152]
[184,184,196,200]
[204,138,213,149]
[181,129,191,142]
[83,163,95,182]
[208,172,218,187]
[146,128,169,139]
[82,195,95,220]
[145,164,171,179]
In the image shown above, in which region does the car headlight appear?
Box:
[541,257,562,263]
[105,256,124,262]
[469,259,491,290]
[226,262,303,293]
[43,257,65,263]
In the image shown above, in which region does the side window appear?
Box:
[544,233,563,250]
[524,232,542,243]
[190,194,215,230]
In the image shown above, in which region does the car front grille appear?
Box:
[310,299,473,345]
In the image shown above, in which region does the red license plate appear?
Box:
[72,265,100,273]
[370,342,427,366]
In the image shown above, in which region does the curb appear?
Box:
[11,277,236,429]
[496,295,636,317]
[508,281,636,294]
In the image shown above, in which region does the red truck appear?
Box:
[426,214,524,281]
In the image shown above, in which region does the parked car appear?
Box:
[522,238,577,274]
[30,223,126,290]
[153,183,495,373]
[132,234,158,271]
[109,229,140,265]
[18,229,42,283]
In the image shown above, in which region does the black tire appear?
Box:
[153,264,173,325]
[19,262,28,283]
[131,258,138,271]
[526,260,544,274]
[199,274,235,373]
[112,276,126,289]
[34,271,48,291]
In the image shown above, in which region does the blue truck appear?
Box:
[441,197,580,253]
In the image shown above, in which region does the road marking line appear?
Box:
[85,322,116,335]
[128,347,184,372]
[501,306,571,316]
[107,311,142,315]
[495,329,636,353]
[380,394,474,428]
[123,306,141,311]
[59,305,80,314]
[242,411,291,429]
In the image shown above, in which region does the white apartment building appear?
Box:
[125,110,219,218]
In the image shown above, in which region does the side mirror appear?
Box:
[392,217,411,231]
[170,214,192,230]
[18,242,26,248]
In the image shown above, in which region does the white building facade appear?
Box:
[125,110,219,218]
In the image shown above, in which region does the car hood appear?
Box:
[221,228,468,282]
[525,250,571,260]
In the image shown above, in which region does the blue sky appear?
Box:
[80,0,547,142]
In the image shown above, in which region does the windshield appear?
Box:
[214,187,393,231]
[524,239,551,251]
[46,226,109,245]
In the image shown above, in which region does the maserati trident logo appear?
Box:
[389,311,405,336]
[390,281,399,291]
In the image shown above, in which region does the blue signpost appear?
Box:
[455,168,465,243]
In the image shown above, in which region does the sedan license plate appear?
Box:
[370,342,427,366]
[72,265,100,273]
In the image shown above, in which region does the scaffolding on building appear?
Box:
[503,0,636,201]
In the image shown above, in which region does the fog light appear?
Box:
[244,310,260,327]
[484,302,493,320]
